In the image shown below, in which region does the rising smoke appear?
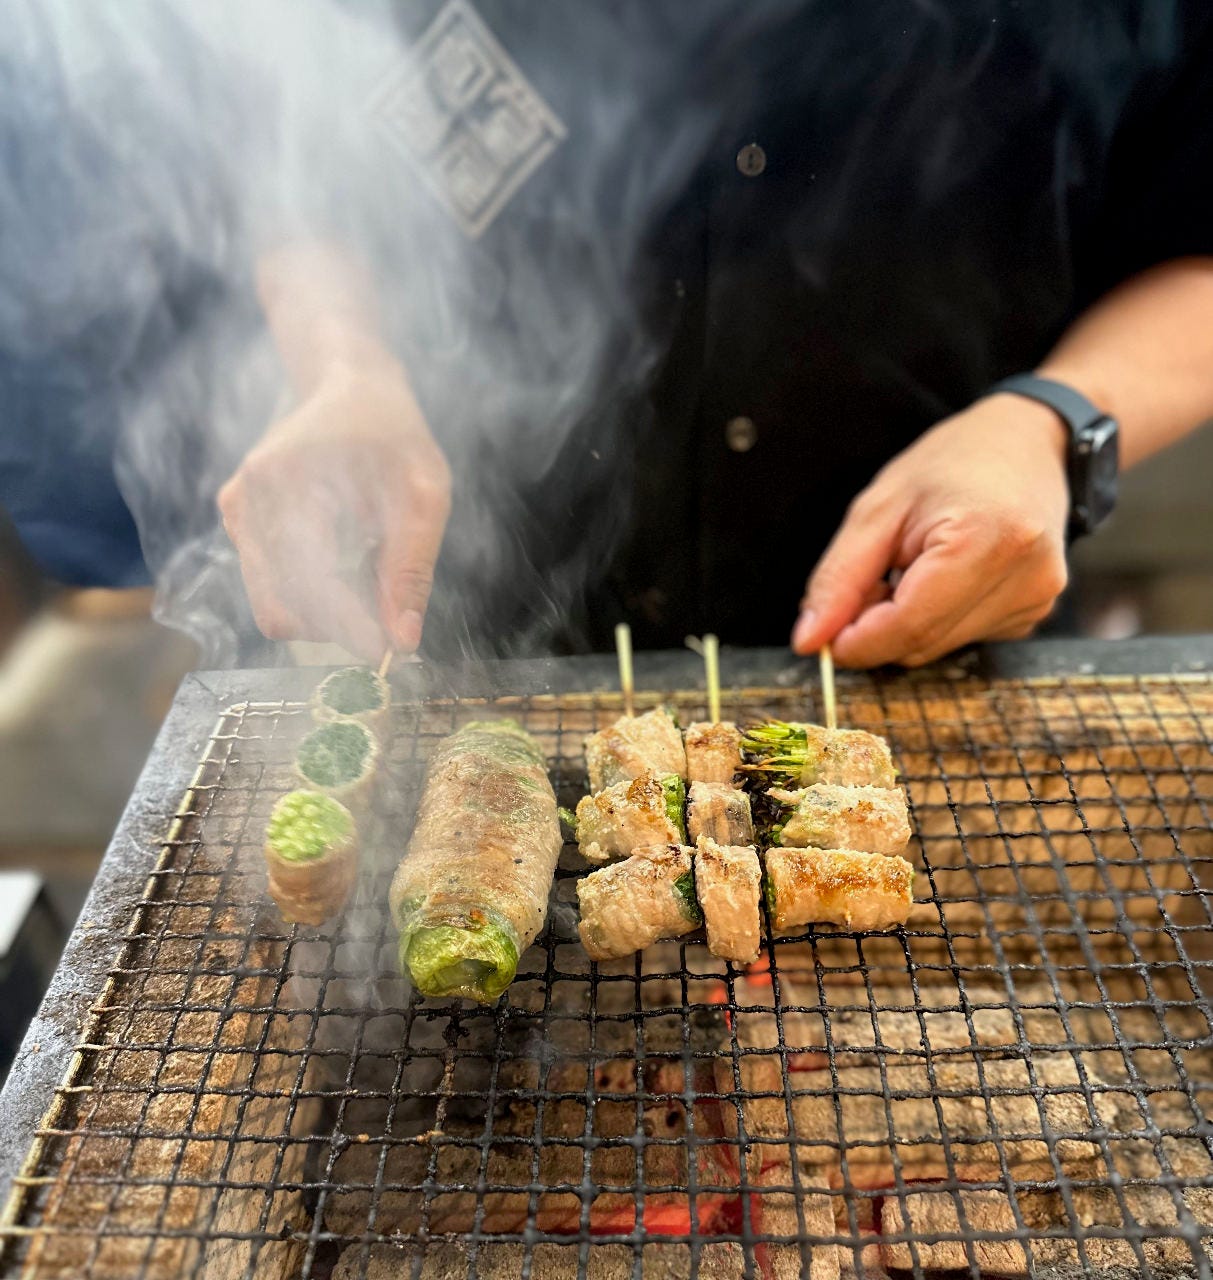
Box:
[1,0,757,664]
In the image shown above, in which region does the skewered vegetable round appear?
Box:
[266,791,354,862]
[296,721,375,788]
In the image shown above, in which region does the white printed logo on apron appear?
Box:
[369,0,567,239]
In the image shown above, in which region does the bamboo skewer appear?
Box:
[686,634,721,723]
[820,642,837,731]
[615,622,635,719]
[377,649,393,680]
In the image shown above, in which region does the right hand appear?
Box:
[218,357,451,660]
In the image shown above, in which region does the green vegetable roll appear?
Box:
[311,665,391,736]
[584,707,687,793]
[264,790,358,925]
[769,783,911,855]
[295,719,379,809]
[390,720,561,1003]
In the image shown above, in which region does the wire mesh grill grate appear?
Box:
[3,673,1213,1279]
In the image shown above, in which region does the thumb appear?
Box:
[376,505,446,653]
[791,496,902,656]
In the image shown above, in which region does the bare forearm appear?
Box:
[1039,257,1213,469]
[256,240,398,394]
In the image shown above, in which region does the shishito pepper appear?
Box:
[264,790,358,925]
[390,720,561,1003]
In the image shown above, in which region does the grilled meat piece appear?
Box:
[390,720,561,1003]
[264,790,358,926]
[743,720,896,789]
[684,721,742,784]
[763,846,914,933]
[695,836,762,963]
[576,844,701,961]
[574,773,685,864]
[770,783,911,855]
[585,707,687,793]
[687,781,754,846]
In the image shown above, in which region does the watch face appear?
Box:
[1080,418,1119,529]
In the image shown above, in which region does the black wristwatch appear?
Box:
[988,373,1119,540]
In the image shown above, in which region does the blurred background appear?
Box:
[1,420,1212,1080]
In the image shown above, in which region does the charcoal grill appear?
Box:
[3,641,1213,1280]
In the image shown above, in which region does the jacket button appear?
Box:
[725,416,758,452]
[736,143,766,176]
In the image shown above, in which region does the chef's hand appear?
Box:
[218,357,451,661]
[791,393,1070,667]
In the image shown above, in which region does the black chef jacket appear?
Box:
[373,0,1213,659]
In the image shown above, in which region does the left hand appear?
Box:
[791,393,1071,667]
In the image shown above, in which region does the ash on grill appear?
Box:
[3,675,1213,1280]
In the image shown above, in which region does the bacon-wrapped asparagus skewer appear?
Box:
[390,720,561,1003]
[768,783,911,855]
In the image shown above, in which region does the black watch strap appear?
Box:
[988,374,1105,435]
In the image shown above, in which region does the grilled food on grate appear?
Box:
[390,719,561,1003]
[768,782,911,854]
[310,664,391,737]
[763,844,914,933]
[576,843,702,960]
[687,780,754,847]
[572,772,686,863]
[683,720,743,784]
[263,790,359,925]
[584,706,687,793]
[693,835,762,963]
[294,718,379,810]
[742,719,897,788]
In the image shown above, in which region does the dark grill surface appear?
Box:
[3,673,1213,1279]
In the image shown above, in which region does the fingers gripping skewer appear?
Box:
[615,622,635,719]
[820,642,837,731]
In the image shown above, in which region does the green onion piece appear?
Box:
[558,806,578,831]
[763,871,778,920]
[400,919,520,1002]
[673,868,702,925]
[296,721,373,788]
[660,774,687,841]
[741,720,809,788]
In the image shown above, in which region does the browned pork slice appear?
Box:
[695,836,762,963]
[742,721,897,789]
[770,783,911,855]
[574,773,685,864]
[684,721,742,784]
[763,846,914,934]
[584,707,687,793]
[687,781,754,847]
[576,844,701,961]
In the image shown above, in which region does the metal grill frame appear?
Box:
[3,639,1213,1280]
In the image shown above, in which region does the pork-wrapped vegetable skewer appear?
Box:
[684,721,742,785]
[695,836,762,963]
[573,773,685,864]
[742,720,896,789]
[763,846,914,933]
[311,665,391,736]
[687,781,754,847]
[585,707,686,793]
[390,720,561,1003]
[768,783,911,855]
[576,844,701,961]
[264,790,358,925]
[295,720,379,809]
